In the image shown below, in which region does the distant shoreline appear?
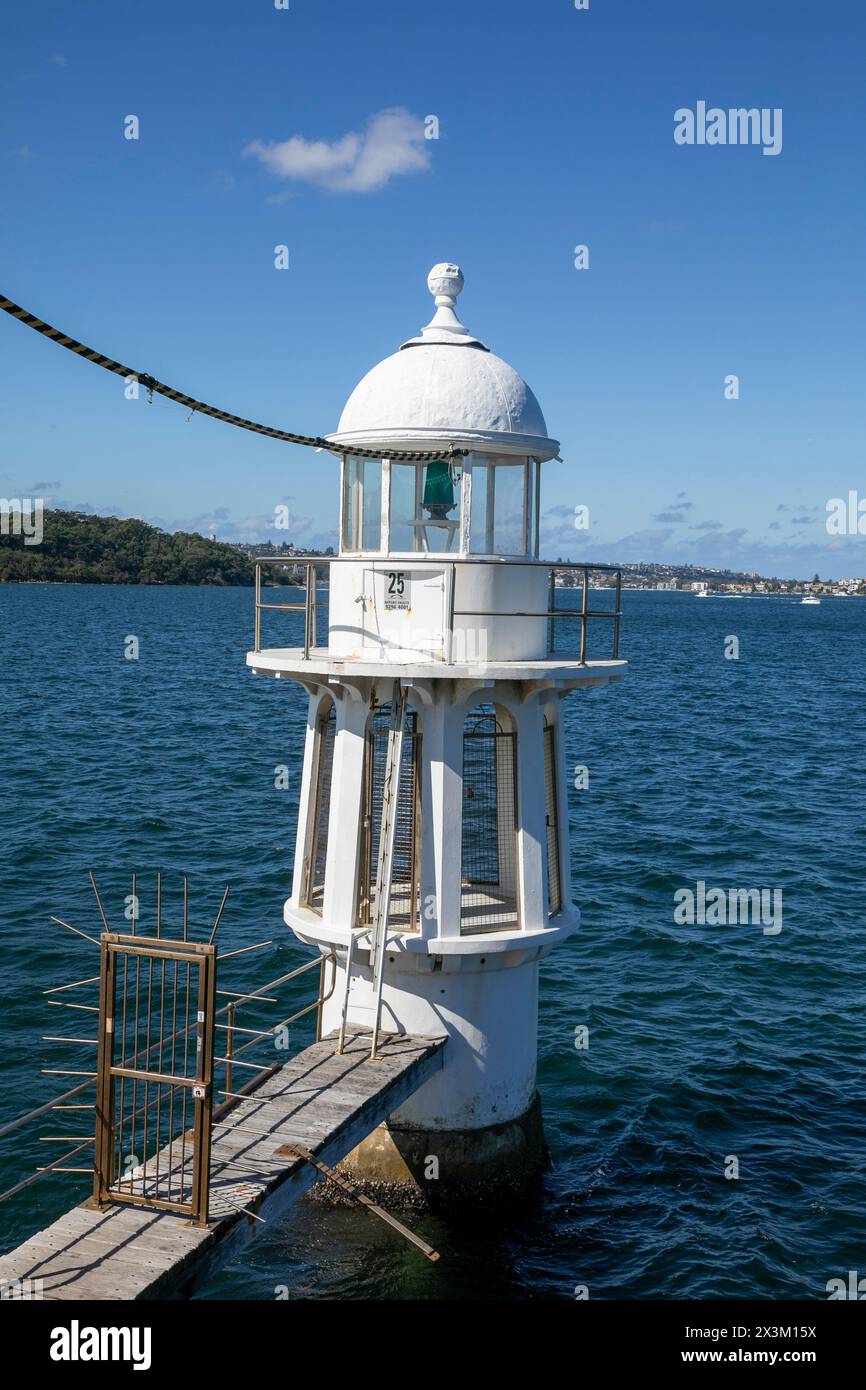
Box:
[2,510,861,591]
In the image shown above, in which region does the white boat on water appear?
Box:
[695,589,709,598]
[801,595,821,605]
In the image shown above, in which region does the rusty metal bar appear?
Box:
[141,938,154,1196]
[110,1065,201,1087]
[40,1135,95,1143]
[168,950,179,1202]
[337,933,358,1056]
[93,937,117,1206]
[303,563,313,660]
[579,567,589,664]
[208,886,230,945]
[110,940,211,964]
[117,900,130,1190]
[42,1036,98,1045]
[192,949,216,1225]
[130,937,142,1193]
[180,957,191,1205]
[225,1001,235,1098]
[0,1137,95,1204]
[254,562,262,652]
[445,563,457,664]
[154,956,166,1195]
[217,940,273,962]
[88,869,111,934]
[0,1088,91,1140]
[42,1069,98,1078]
[216,989,278,1004]
[49,916,101,948]
[257,601,309,612]
[36,1162,91,1173]
[43,975,99,995]
[547,567,556,653]
[316,956,326,1043]
[286,1144,440,1262]
[214,1020,269,1039]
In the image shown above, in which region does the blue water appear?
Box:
[1,585,864,1300]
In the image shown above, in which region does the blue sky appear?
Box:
[2,0,864,577]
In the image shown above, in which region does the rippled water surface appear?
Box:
[1,585,864,1300]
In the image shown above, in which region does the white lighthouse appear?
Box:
[248,264,626,1201]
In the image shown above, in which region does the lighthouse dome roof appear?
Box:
[327,264,559,460]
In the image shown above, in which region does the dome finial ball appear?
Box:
[427,262,464,307]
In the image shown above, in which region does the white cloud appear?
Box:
[243,108,431,194]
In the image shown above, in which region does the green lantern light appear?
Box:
[422,460,455,519]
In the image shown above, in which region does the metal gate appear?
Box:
[93,932,216,1225]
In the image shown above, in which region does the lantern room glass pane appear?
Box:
[493,461,527,554]
[469,462,491,553]
[342,456,382,552]
[469,458,529,555]
[389,461,462,553]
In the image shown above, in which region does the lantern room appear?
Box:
[322,264,566,664]
[332,262,559,561]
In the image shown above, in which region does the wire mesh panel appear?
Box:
[304,701,336,913]
[94,934,216,1225]
[461,705,519,933]
[358,707,421,931]
[544,720,562,916]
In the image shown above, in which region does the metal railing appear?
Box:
[220,949,337,1096]
[253,556,623,665]
[254,559,330,660]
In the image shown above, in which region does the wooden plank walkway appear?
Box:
[0,1029,445,1301]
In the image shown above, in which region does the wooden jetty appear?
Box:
[0,1029,444,1300]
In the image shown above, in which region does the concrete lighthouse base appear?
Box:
[288,906,580,1210]
[315,1093,547,1211]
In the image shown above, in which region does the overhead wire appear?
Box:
[0,294,467,463]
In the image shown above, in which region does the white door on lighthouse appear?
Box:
[360,566,446,661]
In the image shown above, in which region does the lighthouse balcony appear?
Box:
[248,556,626,682]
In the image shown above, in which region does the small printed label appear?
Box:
[384,571,410,611]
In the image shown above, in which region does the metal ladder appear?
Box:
[337,680,406,1060]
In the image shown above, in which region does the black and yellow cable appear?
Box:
[0,293,465,463]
